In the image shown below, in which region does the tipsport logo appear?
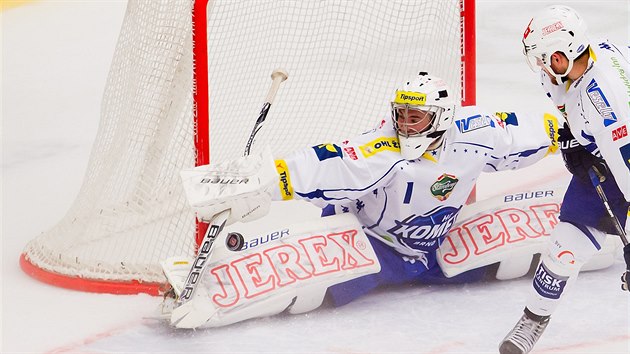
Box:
[394,91,427,105]
[274,159,293,200]
[586,78,618,127]
[387,206,461,251]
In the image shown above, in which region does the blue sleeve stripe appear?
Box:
[296,158,406,201]
[367,189,389,229]
[452,141,494,150]
[489,145,547,159]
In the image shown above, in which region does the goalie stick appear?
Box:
[176,68,289,305]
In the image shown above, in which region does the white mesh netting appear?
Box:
[22,0,466,291]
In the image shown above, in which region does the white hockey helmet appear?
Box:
[391,72,455,160]
[522,5,589,81]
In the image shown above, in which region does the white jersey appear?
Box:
[540,39,630,200]
[271,106,558,260]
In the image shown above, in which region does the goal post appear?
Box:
[20,0,476,295]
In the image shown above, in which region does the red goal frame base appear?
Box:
[19,253,167,296]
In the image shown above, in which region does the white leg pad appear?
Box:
[163,213,380,329]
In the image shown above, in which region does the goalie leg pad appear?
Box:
[163,213,381,329]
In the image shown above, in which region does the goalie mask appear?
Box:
[522,5,589,82]
[391,72,455,160]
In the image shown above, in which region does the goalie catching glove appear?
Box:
[180,146,277,225]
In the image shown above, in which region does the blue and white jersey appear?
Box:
[540,39,630,200]
[271,106,558,260]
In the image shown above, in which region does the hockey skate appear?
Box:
[499,308,550,354]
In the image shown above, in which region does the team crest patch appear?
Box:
[430,173,458,201]
[313,143,343,161]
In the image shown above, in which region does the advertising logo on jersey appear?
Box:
[360,137,400,158]
[343,147,359,160]
[612,125,628,141]
[544,113,560,155]
[430,173,459,201]
[610,56,630,97]
[494,111,519,127]
[586,78,618,127]
[455,114,495,133]
[274,159,294,200]
[312,143,343,161]
[388,206,461,251]
[533,262,568,299]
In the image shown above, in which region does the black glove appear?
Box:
[558,123,609,182]
[623,243,630,292]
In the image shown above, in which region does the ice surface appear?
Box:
[2,1,628,353]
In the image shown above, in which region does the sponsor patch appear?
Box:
[430,173,458,201]
[544,113,559,155]
[542,21,564,35]
[274,160,294,200]
[455,114,495,133]
[343,147,358,160]
[533,262,568,299]
[313,143,343,161]
[586,78,618,127]
[394,91,426,105]
[360,137,400,158]
[495,111,519,126]
[613,125,628,141]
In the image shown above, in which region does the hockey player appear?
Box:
[165,72,560,329]
[500,5,630,354]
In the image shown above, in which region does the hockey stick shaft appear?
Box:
[244,69,289,156]
[177,69,289,305]
[587,168,629,245]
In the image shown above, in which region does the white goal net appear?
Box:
[21,0,475,294]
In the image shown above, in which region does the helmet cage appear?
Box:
[391,103,444,138]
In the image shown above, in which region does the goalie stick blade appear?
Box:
[177,210,230,305]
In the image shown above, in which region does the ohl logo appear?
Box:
[388,206,461,249]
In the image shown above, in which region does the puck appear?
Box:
[226,232,245,251]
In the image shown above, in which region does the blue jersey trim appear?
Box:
[296,158,406,201]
